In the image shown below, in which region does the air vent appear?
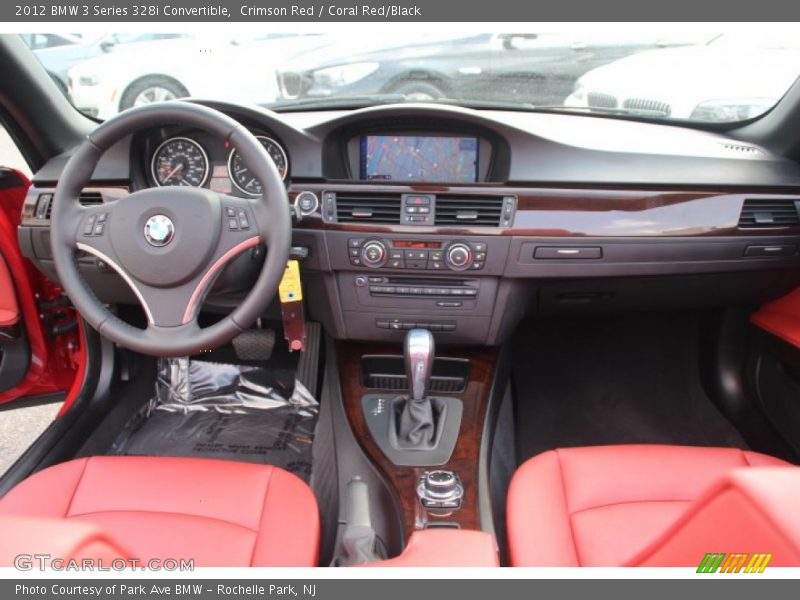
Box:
[334,192,401,224]
[434,195,504,226]
[44,190,105,219]
[738,198,800,228]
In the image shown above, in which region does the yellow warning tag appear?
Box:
[278,260,303,303]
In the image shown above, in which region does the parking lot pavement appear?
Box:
[0,402,61,474]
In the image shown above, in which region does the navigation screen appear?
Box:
[360,135,479,183]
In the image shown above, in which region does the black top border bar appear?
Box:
[5,0,800,22]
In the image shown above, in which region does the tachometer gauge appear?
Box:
[151,137,209,187]
[228,136,288,195]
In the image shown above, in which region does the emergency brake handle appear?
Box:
[332,477,385,566]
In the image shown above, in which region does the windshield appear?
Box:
[22,28,800,123]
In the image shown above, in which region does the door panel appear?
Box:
[0,252,28,391]
[0,253,19,326]
[0,167,81,404]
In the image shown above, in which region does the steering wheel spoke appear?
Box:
[179,203,264,326]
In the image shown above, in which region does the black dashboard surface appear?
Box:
[31,101,800,189]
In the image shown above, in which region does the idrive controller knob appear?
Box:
[417,470,464,512]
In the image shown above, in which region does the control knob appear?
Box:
[360,240,388,268]
[417,470,464,512]
[445,242,473,271]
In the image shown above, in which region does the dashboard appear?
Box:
[17,101,800,345]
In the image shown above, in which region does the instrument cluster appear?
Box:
[145,128,289,196]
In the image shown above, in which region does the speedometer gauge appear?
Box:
[227,136,288,195]
[151,137,209,187]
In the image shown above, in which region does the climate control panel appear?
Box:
[348,238,486,271]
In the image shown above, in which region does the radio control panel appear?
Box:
[348,238,487,271]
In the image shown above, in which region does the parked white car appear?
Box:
[68,34,328,119]
[564,33,800,122]
[28,34,188,96]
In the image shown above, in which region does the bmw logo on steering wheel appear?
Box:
[144,214,175,247]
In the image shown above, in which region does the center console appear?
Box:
[338,338,499,537]
[327,230,513,345]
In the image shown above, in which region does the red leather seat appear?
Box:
[507,445,798,567]
[0,456,319,566]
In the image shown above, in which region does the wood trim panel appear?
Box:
[290,184,800,237]
[337,341,498,539]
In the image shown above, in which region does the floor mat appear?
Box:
[110,358,318,481]
[512,311,747,462]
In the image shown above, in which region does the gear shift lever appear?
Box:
[398,329,436,446]
[360,328,463,465]
[405,328,434,402]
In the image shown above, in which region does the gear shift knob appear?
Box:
[404,329,434,402]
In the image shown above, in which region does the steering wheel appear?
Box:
[51,102,291,357]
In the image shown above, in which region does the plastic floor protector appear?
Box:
[110,358,319,481]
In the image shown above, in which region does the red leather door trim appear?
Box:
[0,253,19,326]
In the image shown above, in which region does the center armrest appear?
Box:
[363,529,499,567]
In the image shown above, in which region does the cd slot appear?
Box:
[384,276,469,286]
[363,275,478,298]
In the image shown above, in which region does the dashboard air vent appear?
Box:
[738,198,800,228]
[335,192,402,224]
[44,191,105,220]
[435,195,504,226]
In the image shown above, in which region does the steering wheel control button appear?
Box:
[237,209,250,229]
[82,213,110,236]
[361,240,388,268]
[143,214,175,247]
[83,215,96,236]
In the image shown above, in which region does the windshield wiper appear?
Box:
[530,105,671,118]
